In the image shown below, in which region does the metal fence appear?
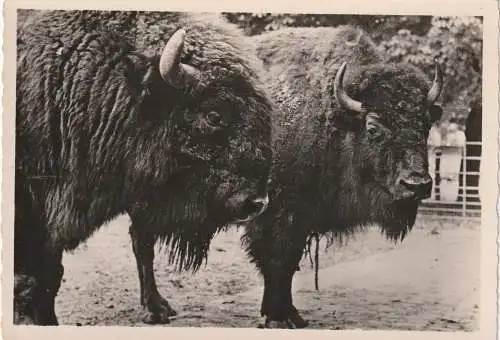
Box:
[418,141,481,218]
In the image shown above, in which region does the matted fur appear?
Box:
[241,25,442,327]
[15,10,273,324]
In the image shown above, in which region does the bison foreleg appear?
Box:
[244,217,309,329]
[129,223,177,324]
[260,269,309,329]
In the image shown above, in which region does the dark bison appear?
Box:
[15,10,273,325]
[458,98,482,204]
[238,26,444,328]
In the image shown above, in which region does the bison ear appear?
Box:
[159,29,201,89]
[429,104,443,123]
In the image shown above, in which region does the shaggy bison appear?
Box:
[239,26,444,328]
[15,10,273,325]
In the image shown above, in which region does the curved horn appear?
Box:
[334,62,363,114]
[159,29,201,89]
[427,60,443,104]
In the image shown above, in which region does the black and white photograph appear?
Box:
[2,0,498,339]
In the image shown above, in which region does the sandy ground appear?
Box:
[55,214,480,331]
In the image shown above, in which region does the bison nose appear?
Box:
[235,194,269,223]
[398,172,433,200]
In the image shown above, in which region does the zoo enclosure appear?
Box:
[418,141,482,218]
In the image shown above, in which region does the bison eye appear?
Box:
[205,111,225,127]
[366,126,384,142]
[367,125,378,136]
[367,126,376,134]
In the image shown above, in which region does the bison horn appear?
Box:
[427,61,443,104]
[334,62,363,114]
[159,29,201,89]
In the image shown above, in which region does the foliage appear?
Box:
[222,13,432,42]
[380,16,482,122]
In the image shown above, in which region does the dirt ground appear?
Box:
[55,214,480,331]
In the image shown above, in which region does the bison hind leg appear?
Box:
[14,249,64,325]
[14,196,65,325]
[14,273,38,324]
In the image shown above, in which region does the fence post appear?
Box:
[462,145,467,217]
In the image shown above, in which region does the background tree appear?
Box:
[380,16,482,123]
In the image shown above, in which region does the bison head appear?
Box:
[128,29,272,231]
[334,61,443,234]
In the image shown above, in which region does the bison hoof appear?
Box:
[260,310,309,329]
[142,309,171,325]
[142,295,178,324]
[142,309,178,325]
[157,298,178,317]
[262,318,308,329]
[14,313,37,325]
[261,320,290,329]
[287,310,309,328]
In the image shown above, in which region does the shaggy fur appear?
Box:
[15,9,273,325]
[240,26,443,328]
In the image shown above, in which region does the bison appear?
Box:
[238,26,444,328]
[15,10,273,325]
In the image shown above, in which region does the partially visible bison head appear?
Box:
[333,61,443,232]
[127,27,273,231]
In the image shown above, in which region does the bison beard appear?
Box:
[15,10,273,325]
[240,26,443,329]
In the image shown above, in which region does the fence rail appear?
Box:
[418,141,481,218]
